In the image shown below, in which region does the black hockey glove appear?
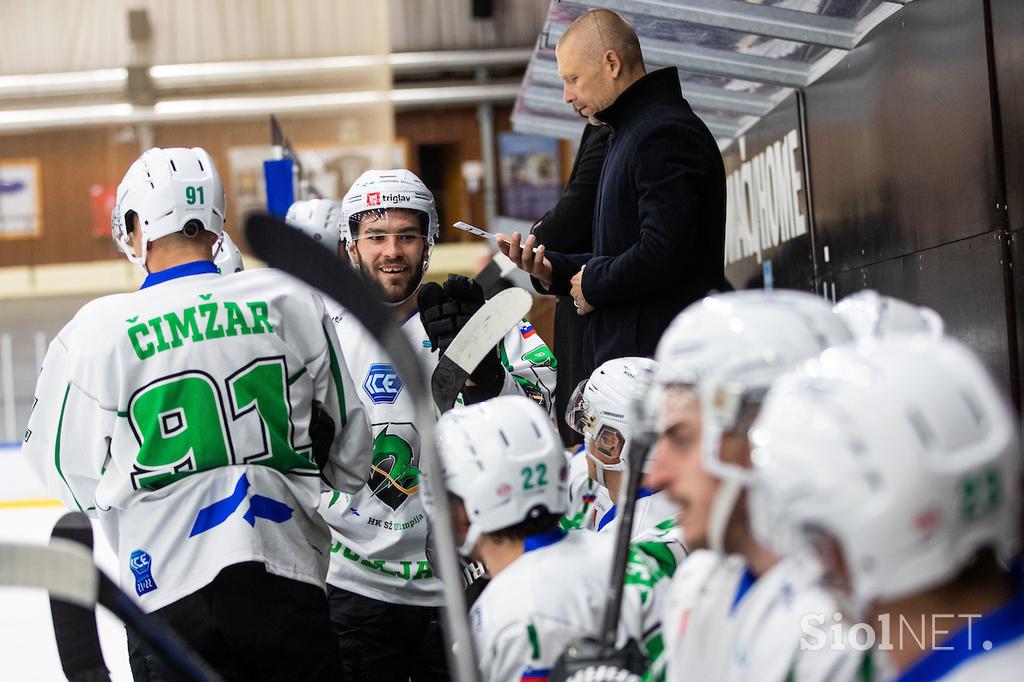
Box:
[418,275,505,397]
[309,400,336,471]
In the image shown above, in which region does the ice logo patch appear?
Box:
[129,549,158,596]
[363,363,403,404]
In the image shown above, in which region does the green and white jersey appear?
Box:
[662,550,862,682]
[622,518,686,682]
[322,307,556,607]
[22,266,371,613]
[471,524,683,682]
[472,530,611,682]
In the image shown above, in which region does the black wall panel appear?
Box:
[723,93,815,291]
[831,231,1013,399]
[990,0,1024,231]
[1010,229,1024,424]
[805,0,999,274]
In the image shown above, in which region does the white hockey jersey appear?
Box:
[661,550,862,682]
[22,265,371,613]
[886,584,1024,682]
[472,530,612,682]
[562,445,601,532]
[472,525,684,682]
[322,308,556,606]
[597,489,680,541]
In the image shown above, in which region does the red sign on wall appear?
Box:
[89,184,117,238]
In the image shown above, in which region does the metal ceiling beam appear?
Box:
[528,58,779,116]
[545,23,813,87]
[0,83,521,133]
[511,111,586,141]
[576,0,862,49]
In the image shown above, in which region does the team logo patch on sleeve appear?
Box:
[363,363,403,404]
[129,549,158,596]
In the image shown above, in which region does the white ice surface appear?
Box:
[0,444,132,681]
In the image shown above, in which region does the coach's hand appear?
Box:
[569,267,594,316]
[496,231,553,291]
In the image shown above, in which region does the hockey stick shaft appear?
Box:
[598,429,656,651]
[246,214,481,682]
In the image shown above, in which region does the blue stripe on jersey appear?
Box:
[521,668,551,680]
[596,487,656,531]
[524,529,567,553]
[730,566,758,616]
[141,260,219,289]
[895,581,1024,682]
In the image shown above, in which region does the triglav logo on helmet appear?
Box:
[381,193,411,203]
[366,192,381,207]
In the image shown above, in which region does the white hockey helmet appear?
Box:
[341,169,439,266]
[566,357,659,487]
[436,395,568,556]
[112,147,226,268]
[285,199,343,254]
[748,336,1021,618]
[212,231,244,274]
[654,289,854,553]
[833,289,944,342]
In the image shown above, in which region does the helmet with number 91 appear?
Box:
[285,199,343,254]
[748,336,1021,619]
[212,231,244,274]
[112,147,226,268]
[436,395,568,556]
[566,357,659,487]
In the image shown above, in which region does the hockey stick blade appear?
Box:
[0,541,222,681]
[245,212,481,682]
[49,512,110,681]
[432,287,533,413]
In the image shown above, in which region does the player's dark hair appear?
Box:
[487,508,562,544]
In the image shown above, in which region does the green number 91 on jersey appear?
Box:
[128,356,317,490]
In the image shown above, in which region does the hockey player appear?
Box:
[294,170,558,680]
[748,336,1023,681]
[565,357,678,538]
[645,290,863,682]
[433,395,616,681]
[437,395,683,681]
[22,147,371,681]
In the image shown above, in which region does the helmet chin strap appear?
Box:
[459,523,483,558]
[708,477,743,555]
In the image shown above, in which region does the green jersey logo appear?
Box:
[367,423,420,511]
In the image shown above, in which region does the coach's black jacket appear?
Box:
[532,123,610,445]
[539,67,726,375]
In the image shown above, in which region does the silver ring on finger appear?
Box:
[573,299,580,308]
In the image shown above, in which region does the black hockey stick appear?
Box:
[551,421,655,680]
[48,512,111,682]
[432,287,533,413]
[245,212,481,682]
[0,539,222,682]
